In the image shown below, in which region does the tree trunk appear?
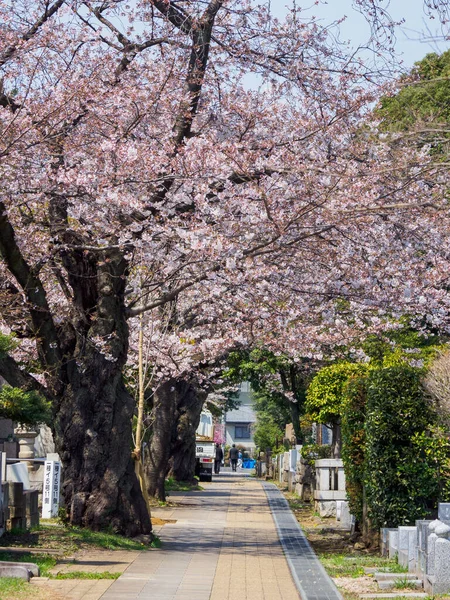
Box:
[145,379,178,500]
[53,251,152,537]
[145,377,207,497]
[169,380,207,483]
[362,485,379,548]
[331,421,342,458]
[55,371,151,536]
[0,202,151,537]
[289,400,303,445]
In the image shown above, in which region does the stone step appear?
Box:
[360,594,428,599]
[0,546,65,556]
[0,560,39,577]
[378,580,423,590]
[364,568,393,574]
[375,573,419,581]
[0,565,30,581]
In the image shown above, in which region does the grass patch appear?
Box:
[0,524,149,553]
[52,571,121,580]
[335,594,436,600]
[59,527,149,551]
[164,477,202,492]
[285,495,307,512]
[0,576,29,596]
[318,553,408,578]
[393,576,420,590]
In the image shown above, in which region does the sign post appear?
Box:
[42,461,61,519]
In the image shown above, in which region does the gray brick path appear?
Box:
[99,475,344,600]
[263,482,344,600]
[100,483,230,600]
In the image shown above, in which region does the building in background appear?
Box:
[224,382,256,456]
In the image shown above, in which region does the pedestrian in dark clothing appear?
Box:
[214,444,224,474]
[229,444,239,471]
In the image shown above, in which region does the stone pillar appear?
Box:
[398,526,417,570]
[427,533,438,577]
[14,429,37,473]
[434,536,450,593]
[388,529,399,559]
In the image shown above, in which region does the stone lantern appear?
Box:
[14,426,38,472]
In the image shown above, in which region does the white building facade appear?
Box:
[225,382,257,456]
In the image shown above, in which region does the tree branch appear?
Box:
[0,202,62,375]
[149,0,225,205]
[127,266,220,317]
[0,354,48,397]
[151,0,194,35]
[0,0,66,67]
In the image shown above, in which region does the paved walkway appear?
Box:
[99,472,343,600]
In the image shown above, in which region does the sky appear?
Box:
[272,0,450,69]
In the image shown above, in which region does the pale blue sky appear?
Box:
[271,0,450,68]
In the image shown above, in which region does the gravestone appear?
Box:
[434,537,450,593]
[388,529,399,559]
[416,520,432,577]
[340,502,352,530]
[381,528,397,557]
[435,522,450,538]
[6,462,30,490]
[398,526,417,569]
[438,503,450,523]
[427,532,437,576]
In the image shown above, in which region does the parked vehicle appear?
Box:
[195,410,215,482]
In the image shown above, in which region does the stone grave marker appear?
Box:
[388,529,399,559]
[416,520,432,577]
[438,503,450,523]
[434,536,450,594]
[398,526,417,569]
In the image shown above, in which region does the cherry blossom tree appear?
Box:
[1,0,450,535]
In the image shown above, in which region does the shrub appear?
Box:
[0,385,52,428]
[341,375,368,523]
[254,417,284,452]
[306,362,368,456]
[364,366,440,527]
[300,443,332,467]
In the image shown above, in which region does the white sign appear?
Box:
[42,461,61,519]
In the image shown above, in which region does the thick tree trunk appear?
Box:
[169,381,207,483]
[55,370,152,536]
[145,379,178,500]
[145,377,207,498]
[52,248,152,537]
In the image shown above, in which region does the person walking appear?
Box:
[229,444,239,471]
[214,444,224,475]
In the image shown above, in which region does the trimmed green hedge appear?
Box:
[363,366,444,527]
[341,375,367,523]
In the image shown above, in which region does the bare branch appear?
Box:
[0,354,48,397]
[0,0,66,67]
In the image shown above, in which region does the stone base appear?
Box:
[315,500,336,518]
[2,483,39,532]
[28,465,45,505]
[295,483,312,502]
